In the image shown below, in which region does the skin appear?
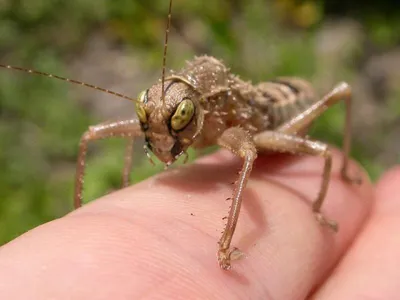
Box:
[0,149,397,300]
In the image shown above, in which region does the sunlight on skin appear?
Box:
[0,149,373,300]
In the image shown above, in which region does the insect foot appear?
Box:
[217,246,245,270]
[314,212,338,232]
[341,168,363,186]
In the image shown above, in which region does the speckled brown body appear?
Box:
[163,55,317,149]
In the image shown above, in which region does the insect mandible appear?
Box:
[0,0,362,270]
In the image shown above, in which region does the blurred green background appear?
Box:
[0,0,399,244]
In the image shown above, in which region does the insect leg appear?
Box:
[277,82,361,184]
[89,119,138,188]
[122,138,135,188]
[253,131,337,231]
[217,127,257,270]
[74,119,143,209]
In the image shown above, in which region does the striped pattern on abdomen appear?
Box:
[255,77,317,129]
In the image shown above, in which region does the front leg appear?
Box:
[217,127,257,270]
[122,138,135,188]
[75,119,143,209]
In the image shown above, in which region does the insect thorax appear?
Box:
[168,55,317,148]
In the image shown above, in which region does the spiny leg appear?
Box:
[277,82,361,184]
[95,119,137,188]
[75,119,143,209]
[252,82,362,232]
[253,131,337,231]
[217,127,257,270]
[122,138,135,188]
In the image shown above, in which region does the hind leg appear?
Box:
[253,82,362,232]
[254,131,337,231]
[277,82,361,184]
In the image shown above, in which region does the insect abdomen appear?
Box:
[255,77,317,129]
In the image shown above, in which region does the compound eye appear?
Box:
[138,90,147,103]
[135,90,148,123]
[171,99,195,131]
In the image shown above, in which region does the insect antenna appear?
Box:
[0,64,136,102]
[160,0,173,107]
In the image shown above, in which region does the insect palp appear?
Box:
[164,161,173,170]
[182,151,189,164]
[143,144,155,166]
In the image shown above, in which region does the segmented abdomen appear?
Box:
[255,77,317,129]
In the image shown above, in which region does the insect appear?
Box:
[0,0,361,270]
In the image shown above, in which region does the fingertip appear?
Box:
[0,149,374,300]
[376,165,400,192]
[374,165,400,213]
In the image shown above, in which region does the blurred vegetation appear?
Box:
[0,0,399,244]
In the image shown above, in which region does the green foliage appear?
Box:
[0,0,397,244]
